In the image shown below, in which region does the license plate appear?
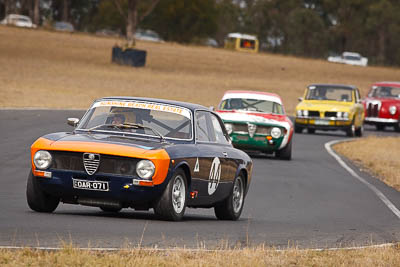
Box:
[314,120,330,125]
[73,179,109,191]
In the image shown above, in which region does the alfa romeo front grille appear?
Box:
[83,153,100,175]
[367,103,379,117]
[51,151,138,176]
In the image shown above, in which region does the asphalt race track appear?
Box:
[1,109,400,249]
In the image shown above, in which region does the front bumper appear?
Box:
[35,169,168,206]
[364,117,398,125]
[295,117,352,131]
[230,133,284,153]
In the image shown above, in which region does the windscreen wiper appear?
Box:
[87,124,122,132]
[118,123,165,142]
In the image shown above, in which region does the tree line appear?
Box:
[1,0,400,66]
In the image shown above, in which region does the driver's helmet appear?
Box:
[229,98,243,109]
[109,113,125,125]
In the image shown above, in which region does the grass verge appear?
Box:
[1,244,400,266]
[333,136,400,191]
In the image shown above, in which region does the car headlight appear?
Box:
[296,110,302,117]
[389,106,397,115]
[33,150,52,170]
[337,111,342,118]
[136,160,155,180]
[224,123,233,134]
[270,127,282,138]
[303,110,309,117]
[343,112,349,118]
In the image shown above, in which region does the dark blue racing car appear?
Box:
[27,97,253,221]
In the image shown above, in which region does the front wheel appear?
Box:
[307,128,315,134]
[276,139,292,160]
[346,124,356,137]
[153,169,187,221]
[394,119,400,132]
[214,174,245,220]
[355,125,363,137]
[26,171,59,213]
[294,124,303,133]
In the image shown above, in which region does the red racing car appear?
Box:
[363,82,400,132]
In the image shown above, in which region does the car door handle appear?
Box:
[222,152,228,157]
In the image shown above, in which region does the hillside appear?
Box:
[1,26,399,114]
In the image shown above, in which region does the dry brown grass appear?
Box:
[334,136,400,191]
[1,245,400,266]
[1,26,400,114]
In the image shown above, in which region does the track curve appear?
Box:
[1,110,400,249]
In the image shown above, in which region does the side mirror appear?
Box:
[298,97,303,102]
[209,106,215,111]
[67,118,80,127]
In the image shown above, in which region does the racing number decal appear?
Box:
[208,157,221,195]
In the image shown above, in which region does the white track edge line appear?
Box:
[325,139,400,220]
[0,242,396,252]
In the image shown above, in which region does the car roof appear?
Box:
[221,90,283,104]
[373,81,400,88]
[98,97,208,111]
[227,33,258,40]
[308,84,357,90]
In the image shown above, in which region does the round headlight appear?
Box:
[224,123,233,135]
[270,127,282,138]
[389,106,397,115]
[336,111,342,118]
[343,112,349,118]
[136,160,155,180]
[296,110,302,117]
[303,110,309,117]
[33,150,52,170]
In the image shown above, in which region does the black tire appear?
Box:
[294,124,303,133]
[214,174,245,221]
[307,128,315,134]
[376,124,385,131]
[26,171,59,213]
[346,123,356,137]
[355,125,363,137]
[276,139,292,160]
[394,119,400,132]
[100,206,122,213]
[153,169,187,221]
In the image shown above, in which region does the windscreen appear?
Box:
[371,86,400,98]
[306,86,353,102]
[78,100,192,140]
[219,98,284,114]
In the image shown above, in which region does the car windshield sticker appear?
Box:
[208,157,221,195]
[93,101,191,119]
[194,158,200,172]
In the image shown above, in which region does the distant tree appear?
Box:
[365,0,400,65]
[144,0,218,43]
[113,0,160,45]
[286,7,327,57]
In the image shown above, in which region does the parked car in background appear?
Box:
[27,97,253,221]
[224,33,259,53]
[327,52,368,67]
[0,14,36,28]
[216,90,294,160]
[53,21,74,32]
[363,82,400,132]
[134,29,164,42]
[295,84,364,137]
